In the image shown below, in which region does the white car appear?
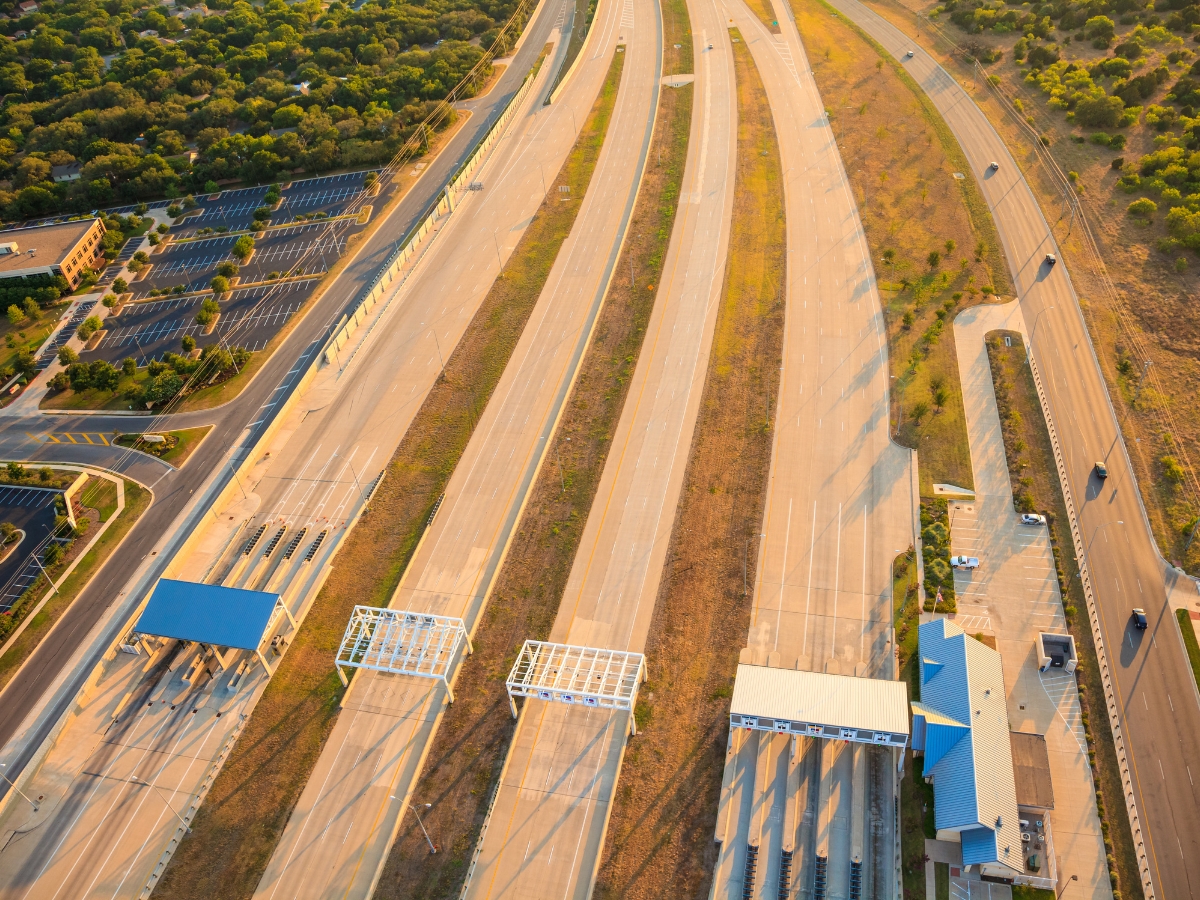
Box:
[950,556,980,569]
[906,50,915,57]
[1020,513,1047,525]
[989,161,999,171]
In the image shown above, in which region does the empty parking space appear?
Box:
[0,486,61,613]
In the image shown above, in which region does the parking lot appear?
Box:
[84,278,318,364]
[0,486,60,613]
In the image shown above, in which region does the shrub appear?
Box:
[209,275,230,296]
[1112,156,1126,170]
[1128,197,1159,216]
[1075,95,1125,128]
[181,334,196,352]
[216,261,239,278]
[1163,455,1186,482]
[204,180,219,193]
[196,297,222,326]
[166,204,182,217]
[122,357,136,376]
[1027,45,1060,68]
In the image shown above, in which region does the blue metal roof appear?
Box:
[135,579,281,651]
[915,619,1021,873]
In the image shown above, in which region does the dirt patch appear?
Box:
[792,0,1013,496]
[986,330,1140,900]
[373,21,696,900]
[152,49,628,900]
[593,27,786,899]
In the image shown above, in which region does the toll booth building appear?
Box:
[911,619,1024,883]
[126,578,296,681]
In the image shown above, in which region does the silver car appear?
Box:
[1020,513,1047,525]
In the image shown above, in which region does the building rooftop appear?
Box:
[912,618,1021,872]
[0,219,96,276]
[135,578,282,651]
[730,663,910,739]
[1010,731,1055,810]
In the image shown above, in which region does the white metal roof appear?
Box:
[506,640,644,711]
[729,664,910,737]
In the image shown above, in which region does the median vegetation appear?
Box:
[793,0,1013,495]
[153,46,628,900]
[595,27,786,897]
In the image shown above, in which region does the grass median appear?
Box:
[153,47,627,900]
[374,12,694,900]
[594,28,786,898]
[987,330,1140,900]
[792,0,1012,495]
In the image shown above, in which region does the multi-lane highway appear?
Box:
[0,2,595,891]
[460,0,737,893]
[0,0,569,812]
[709,1,914,896]
[826,1,1200,896]
[251,0,666,895]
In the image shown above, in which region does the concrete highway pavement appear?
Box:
[710,2,913,897]
[252,1,664,896]
[825,1,1200,895]
[0,0,568,807]
[0,11,584,891]
[462,0,737,894]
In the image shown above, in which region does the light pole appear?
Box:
[1057,874,1078,898]
[408,801,436,854]
[130,775,191,833]
[431,329,445,382]
[0,763,38,812]
[1028,305,1054,356]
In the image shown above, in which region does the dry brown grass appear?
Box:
[372,35,696,900]
[593,27,786,899]
[153,50,626,900]
[793,0,1013,495]
[861,0,1200,570]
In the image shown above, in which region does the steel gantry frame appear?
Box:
[505,640,646,735]
[334,606,472,701]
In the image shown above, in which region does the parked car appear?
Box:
[1094,461,1108,480]
[1020,513,1047,525]
[950,556,980,569]
[1132,608,1148,630]
[1045,253,1056,266]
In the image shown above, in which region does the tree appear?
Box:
[76,316,103,341]
[67,361,93,391]
[181,334,196,352]
[216,261,239,278]
[22,297,38,320]
[944,239,956,256]
[1075,95,1124,128]
[933,386,950,409]
[49,371,70,391]
[927,250,941,270]
[58,346,79,366]
[112,277,128,295]
[208,276,230,298]
[1084,15,1116,48]
[0,521,16,542]
[122,357,137,376]
[5,461,25,480]
[142,370,183,407]
[38,467,51,483]
[6,305,22,326]
[90,360,120,392]
[204,180,220,193]
[232,235,255,262]
[911,400,930,423]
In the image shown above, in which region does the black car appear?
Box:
[1094,461,1108,480]
[1132,608,1148,630]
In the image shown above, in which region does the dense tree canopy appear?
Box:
[0,0,526,219]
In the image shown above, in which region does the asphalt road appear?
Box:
[0,0,570,807]
[253,0,666,894]
[710,2,913,896]
[462,0,737,893]
[829,1,1200,896]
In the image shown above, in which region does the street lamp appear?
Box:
[130,775,191,833]
[0,763,38,812]
[408,801,436,854]
[1028,305,1054,356]
[1057,874,1078,898]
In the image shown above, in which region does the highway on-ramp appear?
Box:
[827,0,1200,896]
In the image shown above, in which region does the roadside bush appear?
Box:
[1128,197,1159,217]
